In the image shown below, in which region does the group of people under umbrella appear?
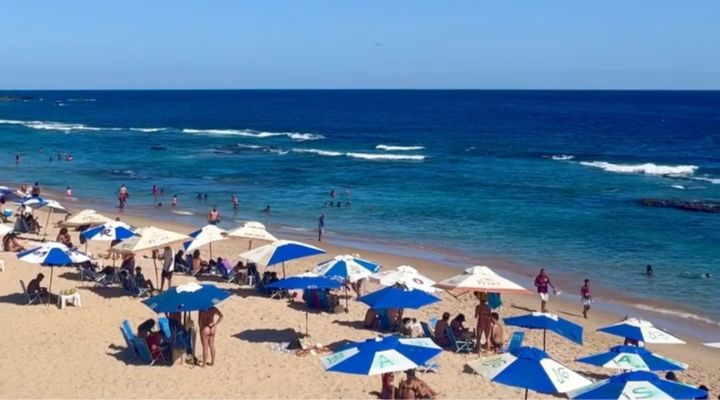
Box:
[8,202,712,399]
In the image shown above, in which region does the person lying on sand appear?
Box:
[3,232,26,252]
[397,369,438,399]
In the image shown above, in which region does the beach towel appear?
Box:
[488,293,502,310]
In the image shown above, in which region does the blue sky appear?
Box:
[1,1,718,89]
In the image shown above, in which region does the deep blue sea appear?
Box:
[1,90,719,323]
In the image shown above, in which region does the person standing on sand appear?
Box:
[534,268,556,313]
[581,279,592,319]
[199,306,223,367]
[474,291,492,352]
[318,213,325,242]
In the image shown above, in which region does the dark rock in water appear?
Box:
[150,146,167,151]
[639,198,720,213]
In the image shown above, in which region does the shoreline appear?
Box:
[19,184,720,343]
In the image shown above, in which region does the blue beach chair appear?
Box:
[131,337,164,366]
[446,326,475,353]
[504,331,525,354]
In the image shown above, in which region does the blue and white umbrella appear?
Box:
[142,282,230,313]
[569,370,707,399]
[467,346,591,399]
[576,345,687,372]
[17,242,91,295]
[239,239,325,277]
[314,254,380,282]
[321,335,442,375]
[183,224,228,258]
[16,197,68,235]
[359,286,441,310]
[598,318,685,344]
[81,221,136,242]
[268,273,342,334]
[504,312,583,351]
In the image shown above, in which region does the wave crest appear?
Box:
[292,148,343,157]
[580,161,698,176]
[551,154,575,161]
[346,152,426,161]
[182,128,324,141]
[376,144,425,151]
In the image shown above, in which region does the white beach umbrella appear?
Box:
[227,221,277,249]
[434,265,530,294]
[111,226,190,285]
[60,209,112,228]
[17,241,91,296]
[598,318,685,344]
[184,224,228,258]
[0,223,13,236]
[703,342,720,349]
[371,265,437,293]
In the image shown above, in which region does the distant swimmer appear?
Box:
[231,195,239,212]
[330,189,336,199]
[171,195,177,207]
[262,205,271,215]
[197,193,202,201]
[66,187,72,198]
[118,184,129,209]
[15,154,19,164]
[646,264,653,277]
[66,154,73,161]
[152,185,158,197]
[157,202,162,207]
[204,193,208,201]
[208,206,220,225]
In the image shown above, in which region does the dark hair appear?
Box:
[455,313,465,322]
[442,312,450,320]
[584,279,589,283]
[665,372,677,381]
[137,319,155,336]
[491,312,500,321]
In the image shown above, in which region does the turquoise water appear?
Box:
[1,90,719,322]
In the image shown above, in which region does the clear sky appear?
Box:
[1,0,719,89]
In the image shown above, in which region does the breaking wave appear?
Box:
[292,148,426,161]
[182,128,324,141]
[376,144,425,151]
[0,119,121,132]
[551,154,575,161]
[579,161,698,176]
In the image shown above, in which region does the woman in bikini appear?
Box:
[199,306,223,367]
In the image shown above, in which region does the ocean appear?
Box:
[1,90,719,325]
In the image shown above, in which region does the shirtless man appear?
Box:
[199,306,223,367]
[489,312,504,353]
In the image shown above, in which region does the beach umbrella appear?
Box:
[504,312,583,351]
[576,345,687,372]
[0,223,12,236]
[239,239,325,277]
[142,282,230,313]
[267,273,342,334]
[597,318,685,344]
[183,224,228,259]
[568,370,708,399]
[434,265,530,294]
[17,241,90,296]
[227,221,277,250]
[111,226,190,286]
[703,342,720,349]
[314,254,381,311]
[81,221,136,242]
[17,197,68,236]
[0,186,25,201]
[359,286,441,310]
[321,336,442,375]
[60,209,112,228]
[467,346,591,399]
[371,265,436,293]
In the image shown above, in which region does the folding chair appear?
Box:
[446,326,475,353]
[131,337,164,366]
[504,331,525,354]
[20,280,44,305]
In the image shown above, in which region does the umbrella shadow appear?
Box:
[331,319,368,331]
[224,286,260,299]
[0,292,38,306]
[558,310,585,319]
[106,343,171,367]
[463,364,478,375]
[324,338,356,351]
[580,371,612,381]
[80,286,130,299]
[57,271,82,281]
[511,304,536,313]
[233,328,298,344]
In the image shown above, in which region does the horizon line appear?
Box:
[2,88,720,92]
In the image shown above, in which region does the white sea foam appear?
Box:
[551,154,575,161]
[346,152,426,161]
[580,161,698,176]
[670,184,686,190]
[183,128,324,141]
[66,98,96,102]
[292,148,343,157]
[376,144,425,151]
[172,210,194,216]
[691,176,720,184]
[634,303,720,327]
[130,127,167,133]
[0,118,121,132]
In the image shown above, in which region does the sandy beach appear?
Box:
[0,201,717,399]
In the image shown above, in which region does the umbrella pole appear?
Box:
[43,208,53,237]
[524,388,528,400]
[282,262,286,278]
[153,257,160,289]
[344,285,349,312]
[543,329,546,351]
[48,267,55,307]
[305,304,309,335]
[209,243,213,261]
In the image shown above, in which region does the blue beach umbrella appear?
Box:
[321,335,442,375]
[268,273,342,334]
[597,318,685,344]
[142,282,230,313]
[359,286,441,310]
[314,254,381,310]
[569,370,708,399]
[16,197,68,236]
[17,241,91,295]
[576,345,687,372]
[239,239,325,277]
[467,346,591,399]
[504,312,583,351]
[81,221,136,241]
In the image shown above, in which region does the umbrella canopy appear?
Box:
[371,265,436,293]
[142,282,230,313]
[314,254,380,282]
[0,186,25,201]
[597,318,685,344]
[60,209,112,228]
[183,224,228,255]
[0,224,13,236]
[227,221,277,248]
[568,370,708,399]
[81,221,136,242]
[703,342,720,349]
[17,242,90,265]
[434,265,529,294]
[576,345,687,372]
[110,226,190,254]
[359,286,441,310]
[467,346,591,399]
[504,312,583,350]
[322,336,442,375]
[17,197,67,211]
[267,273,343,291]
[239,240,325,266]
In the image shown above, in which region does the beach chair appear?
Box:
[20,280,44,305]
[131,337,164,366]
[119,321,140,363]
[417,356,440,374]
[420,322,434,339]
[446,326,475,353]
[429,317,438,329]
[504,331,524,354]
[122,276,150,298]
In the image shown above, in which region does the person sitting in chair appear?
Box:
[137,319,165,362]
[451,313,472,341]
[174,249,190,273]
[56,227,74,249]
[434,312,451,347]
[135,267,155,292]
[27,273,49,298]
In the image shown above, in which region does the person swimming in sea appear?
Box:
[262,205,271,214]
[646,264,653,276]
